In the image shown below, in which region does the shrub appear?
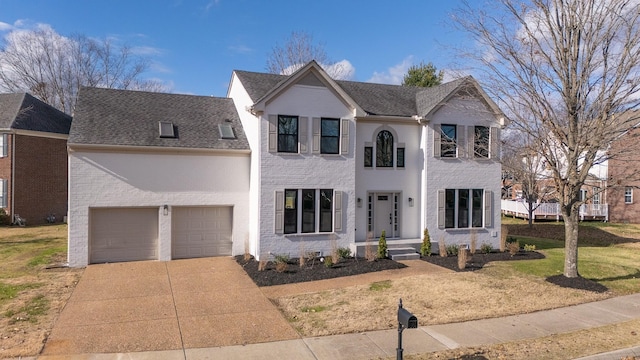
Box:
[330,236,340,264]
[438,236,447,257]
[480,243,493,254]
[0,209,9,225]
[523,244,536,252]
[274,254,289,273]
[337,247,351,259]
[420,228,431,256]
[377,230,387,259]
[506,236,518,244]
[323,256,333,268]
[507,240,520,256]
[258,258,268,271]
[446,244,459,256]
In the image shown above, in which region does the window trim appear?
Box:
[376,130,394,167]
[625,187,633,204]
[320,118,340,154]
[0,134,7,158]
[277,115,299,153]
[275,189,341,234]
[440,188,490,229]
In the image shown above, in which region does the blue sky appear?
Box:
[0,0,476,97]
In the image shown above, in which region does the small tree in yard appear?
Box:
[420,228,431,256]
[377,230,387,259]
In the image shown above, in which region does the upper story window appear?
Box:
[376,130,394,167]
[278,115,298,153]
[441,124,457,157]
[625,187,633,204]
[474,126,489,158]
[0,134,7,157]
[268,115,349,155]
[435,124,500,160]
[321,118,340,154]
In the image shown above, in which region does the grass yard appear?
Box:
[273,219,640,348]
[0,224,82,358]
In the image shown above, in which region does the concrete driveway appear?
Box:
[41,257,300,356]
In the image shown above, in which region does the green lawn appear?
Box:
[506,235,640,294]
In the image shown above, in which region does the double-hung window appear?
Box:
[0,134,7,157]
[320,118,340,154]
[440,189,491,229]
[441,124,457,157]
[278,115,298,153]
[0,179,6,208]
[625,187,633,204]
[277,189,341,234]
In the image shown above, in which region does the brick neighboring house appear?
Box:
[0,93,72,225]
[607,123,640,223]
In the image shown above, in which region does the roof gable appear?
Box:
[0,93,72,134]
[245,61,365,116]
[231,61,505,122]
[70,87,249,150]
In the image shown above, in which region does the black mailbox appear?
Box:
[398,307,418,329]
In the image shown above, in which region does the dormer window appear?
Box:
[159,121,176,138]
[219,122,236,139]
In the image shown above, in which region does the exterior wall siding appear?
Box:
[14,134,68,224]
[425,97,503,251]
[354,120,422,241]
[258,84,356,258]
[68,150,250,267]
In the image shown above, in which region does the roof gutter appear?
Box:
[68,143,251,155]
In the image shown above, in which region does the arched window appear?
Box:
[376,130,393,167]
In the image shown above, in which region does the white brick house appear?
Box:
[68,61,506,267]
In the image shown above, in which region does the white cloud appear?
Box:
[0,22,12,31]
[228,44,253,54]
[131,45,163,56]
[367,56,414,85]
[324,59,355,80]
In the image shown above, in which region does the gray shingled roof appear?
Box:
[70,87,249,150]
[0,93,72,134]
[233,69,472,117]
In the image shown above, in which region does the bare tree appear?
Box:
[502,132,557,227]
[266,31,350,80]
[454,0,640,278]
[0,26,167,114]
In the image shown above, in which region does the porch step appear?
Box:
[391,253,421,261]
[387,246,420,261]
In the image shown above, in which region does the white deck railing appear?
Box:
[501,200,608,221]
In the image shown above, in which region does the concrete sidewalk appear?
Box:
[36,293,640,359]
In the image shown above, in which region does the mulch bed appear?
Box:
[422,251,608,293]
[235,255,406,287]
[421,250,545,272]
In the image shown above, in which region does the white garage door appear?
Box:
[89,208,159,264]
[172,206,233,259]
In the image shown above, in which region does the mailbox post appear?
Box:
[397,298,418,360]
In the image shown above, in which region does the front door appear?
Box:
[373,193,395,238]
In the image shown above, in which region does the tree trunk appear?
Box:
[563,209,580,278]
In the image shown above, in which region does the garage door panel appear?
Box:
[90,208,158,264]
[172,207,232,259]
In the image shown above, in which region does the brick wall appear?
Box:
[13,134,68,225]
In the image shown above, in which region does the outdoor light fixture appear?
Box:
[408,197,414,207]
[357,197,362,207]
[163,205,169,216]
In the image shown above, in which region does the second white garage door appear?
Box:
[172,206,233,259]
